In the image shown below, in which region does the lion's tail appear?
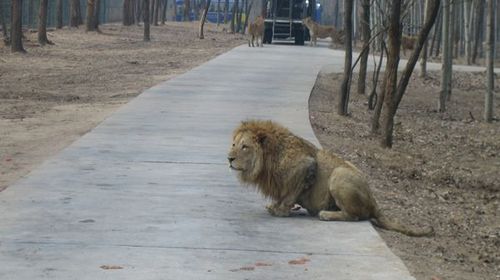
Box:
[370,210,434,237]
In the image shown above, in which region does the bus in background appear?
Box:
[263,0,320,45]
[176,0,242,23]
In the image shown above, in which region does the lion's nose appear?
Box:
[228,157,235,163]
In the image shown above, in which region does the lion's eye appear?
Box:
[232,143,235,147]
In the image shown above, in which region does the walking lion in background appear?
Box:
[303,17,344,47]
[248,16,265,47]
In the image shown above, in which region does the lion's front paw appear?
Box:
[266,204,290,217]
[318,210,330,221]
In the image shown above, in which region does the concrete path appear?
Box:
[0,45,414,279]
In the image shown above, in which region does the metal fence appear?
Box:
[0,0,122,29]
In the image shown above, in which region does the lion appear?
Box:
[228,120,434,237]
[248,16,265,47]
[401,35,417,55]
[303,17,344,47]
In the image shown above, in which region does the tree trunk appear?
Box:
[450,0,458,58]
[38,0,51,45]
[86,0,96,31]
[11,0,25,52]
[236,0,243,33]
[369,40,385,112]
[71,0,83,27]
[216,0,220,26]
[161,0,168,24]
[379,0,402,148]
[153,0,160,25]
[123,0,134,25]
[136,0,143,23]
[0,1,10,45]
[439,0,451,112]
[94,0,101,29]
[144,0,151,40]
[464,0,473,64]
[337,0,353,116]
[199,0,211,38]
[435,7,443,57]
[241,0,252,34]
[357,0,370,95]
[56,0,63,28]
[230,0,238,33]
[395,0,440,109]
[484,0,494,122]
[472,0,484,63]
[420,0,431,78]
[223,0,229,24]
[430,6,441,57]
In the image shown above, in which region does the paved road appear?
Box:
[0,44,414,279]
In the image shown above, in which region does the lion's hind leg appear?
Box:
[320,166,374,222]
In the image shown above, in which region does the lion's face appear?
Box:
[303,17,313,27]
[227,131,263,181]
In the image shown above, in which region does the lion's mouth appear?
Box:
[229,165,244,171]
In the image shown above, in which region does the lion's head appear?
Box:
[227,122,270,183]
[228,120,318,200]
[303,17,313,28]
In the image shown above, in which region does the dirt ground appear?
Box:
[309,70,499,280]
[0,22,245,192]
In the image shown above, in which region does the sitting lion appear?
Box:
[303,17,344,47]
[248,16,265,47]
[228,120,433,237]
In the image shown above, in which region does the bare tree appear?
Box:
[216,0,221,27]
[0,1,10,45]
[230,0,238,33]
[484,0,494,122]
[38,0,52,45]
[420,0,431,77]
[56,0,63,29]
[378,0,402,147]
[236,0,243,32]
[161,0,168,24]
[378,0,440,147]
[11,0,25,53]
[124,0,135,25]
[144,0,151,41]
[136,0,143,23]
[153,0,160,25]
[357,0,371,95]
[86,0,97,31]
[94,0,101,30]
[241,0,253,34]
[223,0,229,24]
[439,0,452,112]
[430,6,442,57]
[472,0,485,63]
[464,0,473,64]
[199,0,212,38]
[70,0,83,27]
[338,0,353,116]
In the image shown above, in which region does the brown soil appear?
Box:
[309,70,499,280]
[0,22,245,192]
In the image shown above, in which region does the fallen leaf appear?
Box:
[100,265,123,270]
[288,257,310,265]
